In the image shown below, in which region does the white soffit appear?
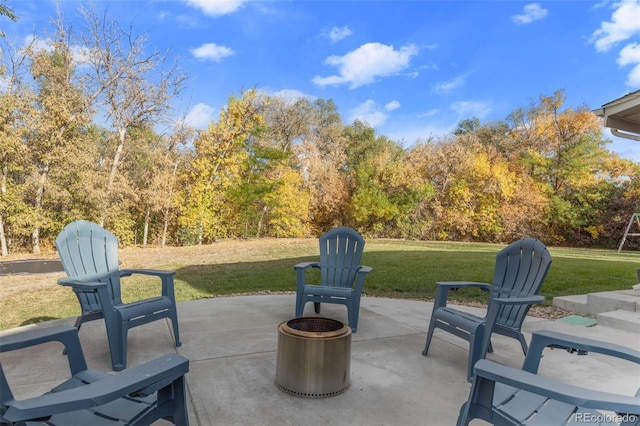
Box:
[594,90,640,141]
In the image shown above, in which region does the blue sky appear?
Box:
[5,0,640,161]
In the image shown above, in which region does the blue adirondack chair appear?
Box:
[0,325,190,425]
[422,237,552,381]
[457,329,640,425]
[294,226,372,332]
[55,220,181,371]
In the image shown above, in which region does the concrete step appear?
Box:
[553,290,640,317]
[587,290,640,315]
[552,294,591,316]
[597,310,640,334]
[552,289,640,334]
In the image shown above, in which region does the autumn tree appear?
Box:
[510,90,611,243]
[180,89,265,242]
[20,22,92,253]
[452,118,547,241]
[250,95,312,237]
[158,120,194,246]
[580,153,640,248]
[343,121,433,237]
[0,37,32,255]
[296,99,351,233]
[79,6,186,226]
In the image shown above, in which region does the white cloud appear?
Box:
[328,26,352,43]
[512,3,549,25]
[591,1,640,88]
[591,0,640,52]
[313,42,418,89]
[186,0,248,16]
[348,100,389,127]
[185,103,216,129]
[418,109,440,118]
[385,100,401,111]
[433,75,466,94]
[625,61,640,87]
[190,43,235,61]
[451,101,492,119]
[618,42,640,65]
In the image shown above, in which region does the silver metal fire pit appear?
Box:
[275,317,352,398]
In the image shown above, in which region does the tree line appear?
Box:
[1,6,639,255]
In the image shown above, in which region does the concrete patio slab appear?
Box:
[1,295,639,425]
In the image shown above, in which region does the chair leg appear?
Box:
[516,333,528,355]
[348,305,358,333]
[468,332,483,382]
[422,316,438,356]
[457,401,471,426]
[347,300,360,333]
[295,296,305,317]
[170,310,182,347]
[63,315,85,355]
[73,315,83,330]
[105,324,127,372]
[161,376,189,426]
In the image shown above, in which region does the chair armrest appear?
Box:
[436,281,492,290]
[57,278,109,292]
[357,265,372,274]
[0,326,88,376]
[352,265,372,292]
[294,262,320,291]
[57,278,115,311]
[119,269,174,278]
[61,270,119,283]
[492,295,545,306]
[473,359,640,415]
[293,262,320,271]
[523,330,640,374]
[433,282,491,309]
[3,354,189,423]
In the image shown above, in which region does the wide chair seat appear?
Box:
[115,296,174,321]
[0,325,189,425]
[436,306,487,331]
[301,284,353,298]
[422,238,552,381]
[457,330,640,425]
[295,226,372,332]
[56,220,181,371]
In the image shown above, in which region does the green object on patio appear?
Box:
[556,315,597,327]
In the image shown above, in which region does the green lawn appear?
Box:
[1,239,638,330]
[163,240,639,305]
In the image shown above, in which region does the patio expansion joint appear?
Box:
[352,330,425,345]
[184,349,279,363]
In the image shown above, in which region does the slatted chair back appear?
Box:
[55,220,123,308]
[318,226,366,289]
[488,238,552,332]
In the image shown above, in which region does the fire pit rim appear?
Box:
[279,317,351,339]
